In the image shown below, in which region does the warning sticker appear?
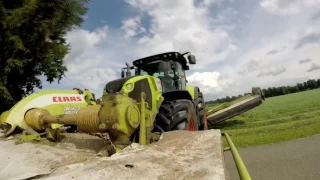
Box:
[64,107,81,114]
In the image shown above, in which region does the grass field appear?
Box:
[212,89,320,148]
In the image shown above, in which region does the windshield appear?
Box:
[138,60,178,92]
[139,60,174,77]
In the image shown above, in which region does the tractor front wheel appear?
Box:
[153,99,198,132]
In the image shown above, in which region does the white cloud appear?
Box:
[201,0,223,6]
[307,63,320,72]
[187,72,221,93]
[238,58,262,75]
[120,16,146,38]
[260,0,320,15]
[61,25,118,92]
[187,72,237,98]
[64,25,108,64]
[299,58,312,64]
[41,0,320,100]
[65,59,118,91]
[123,0,237,69]
[257,65,286,77]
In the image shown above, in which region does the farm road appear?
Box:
[224,134,320,180]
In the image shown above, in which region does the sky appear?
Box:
[40,0,320,101]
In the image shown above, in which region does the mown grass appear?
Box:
[213,89,320,148]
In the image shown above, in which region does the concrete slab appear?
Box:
[0,129,226,180]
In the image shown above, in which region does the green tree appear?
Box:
[280,86,288,95]
[262,89,271,98]
[291,85,299,93]
[297,83,305,91]
[267,87,273,97]
[303,82,309,89]
[0,0,91,113]
[307,79,318,89]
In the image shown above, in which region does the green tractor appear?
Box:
[107,51,208,133]
[0,52,253,179]
[0,52,208,147]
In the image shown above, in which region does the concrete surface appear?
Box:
[224,134,320,180]
[0,130,226,180]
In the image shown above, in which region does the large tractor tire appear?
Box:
[197,92,208,130]
[153,99,198,132]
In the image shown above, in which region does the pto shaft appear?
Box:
[24,106,102,133]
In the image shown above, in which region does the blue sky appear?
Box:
[41,0,320,100]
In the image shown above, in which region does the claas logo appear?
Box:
[53,96,83,102]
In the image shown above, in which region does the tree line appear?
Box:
[206,78,320,104]
[262,79,320,98]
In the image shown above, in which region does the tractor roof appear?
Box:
[132,52,189,69]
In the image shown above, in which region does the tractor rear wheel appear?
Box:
[153,99,198,132]
[197,92,208,130]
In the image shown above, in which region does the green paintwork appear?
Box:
[99,93,140,143]
[122,75,164,115]
[98,75,163,144]
[103,86,107,95]
[223,132,252,180]
[0,111,9,123]
[83,89,97,105]
[186,85,196,100]
[109,75,164,144]
[21,133,41,142]
[110,74,195,142]
[1,90,89,136]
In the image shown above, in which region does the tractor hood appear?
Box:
[104,76,135,94]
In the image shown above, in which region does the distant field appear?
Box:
[212,89,320,147]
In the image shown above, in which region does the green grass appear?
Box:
[214,89,320,148]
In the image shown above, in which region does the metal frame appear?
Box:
[222,132,252,180]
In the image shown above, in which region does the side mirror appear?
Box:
[188,55,196,64]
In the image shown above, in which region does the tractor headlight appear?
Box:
[126,83,133,91]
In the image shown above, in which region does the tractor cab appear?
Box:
[121,52,196,93]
